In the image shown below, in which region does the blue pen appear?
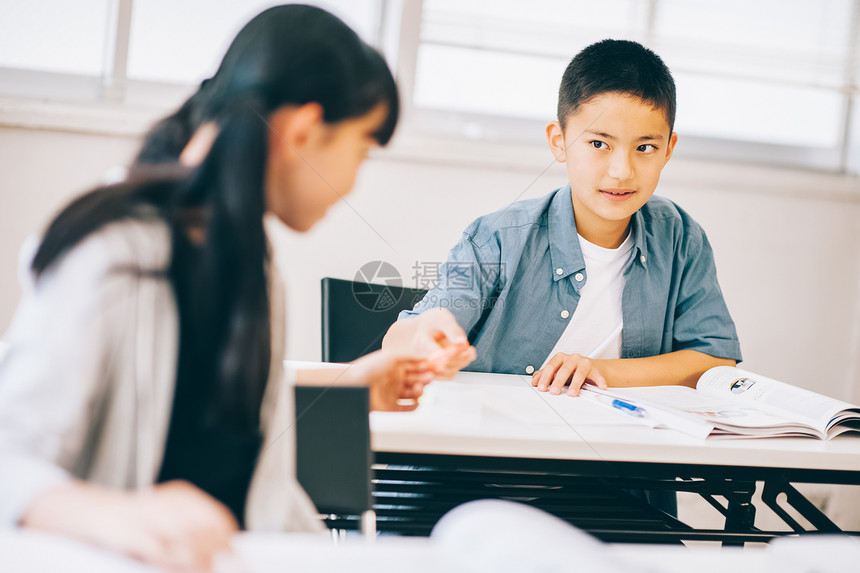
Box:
[609,398,647,418]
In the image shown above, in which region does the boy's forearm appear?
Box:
[594,350,735,388]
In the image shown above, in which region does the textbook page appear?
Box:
[579,387,715,439]
[695,366,860,434]
[603,386,797,437]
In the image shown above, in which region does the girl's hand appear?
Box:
[22,480,237,572]
[346,350,436,411]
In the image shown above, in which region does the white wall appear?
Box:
[2,125,859,404]
[0,126,140,312]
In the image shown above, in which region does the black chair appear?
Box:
[308,278,425,536]
[321,277,428,363]
[294,385,375,536]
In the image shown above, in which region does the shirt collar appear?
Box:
[548,184,650,280]
[547,184,586,282]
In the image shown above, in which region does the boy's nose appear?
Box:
[607,151,634,181]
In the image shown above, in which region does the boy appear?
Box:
[383,39,741,394]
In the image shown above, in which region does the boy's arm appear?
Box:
[382,309,476,379]
[532,349,736,396]
[535,221,738,396]
[667,225,742,364]
[383,231,500,377]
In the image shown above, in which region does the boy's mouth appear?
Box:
[599,189,636,202]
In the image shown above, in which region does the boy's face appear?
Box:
[546,92,678,247]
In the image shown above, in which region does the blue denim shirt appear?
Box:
[400,185,742,375]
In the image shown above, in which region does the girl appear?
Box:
[0,5,451,570]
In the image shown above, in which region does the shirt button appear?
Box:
[560,310,570,319]
[525,365,535,374]
[640,255,647,264]
[555,268,564,275]
[574,272,584,282]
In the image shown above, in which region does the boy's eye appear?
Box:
[637,144,657,153]
[590,140,608,150]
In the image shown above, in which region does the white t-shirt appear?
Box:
[541,231,634,368]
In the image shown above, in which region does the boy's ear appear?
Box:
[663,131,679,164]
[546,120,567,163]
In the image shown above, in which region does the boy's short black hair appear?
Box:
[557,39,676,132]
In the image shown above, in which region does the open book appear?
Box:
[579,366,860,440]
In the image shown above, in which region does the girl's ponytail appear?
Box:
[135,79,210,165]
[171,93,271,429]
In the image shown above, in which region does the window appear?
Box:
[126,0,380,84]
[0,1,112,76]
[407,0,860,172]
[2,0,859,174]
[414,0,646,122]
[654,0,850,150]
[0,0,115,101]
[0,1,382,107]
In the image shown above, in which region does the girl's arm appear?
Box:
[1,222,235,570]
[295,349,439,411]
[22,480,236,571]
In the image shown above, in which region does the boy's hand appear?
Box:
[347,349,436,411]
[412,309,476,379]
[22,480,237,572]
[531,352,608,396]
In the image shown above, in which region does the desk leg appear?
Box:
[761,478,841,533]
[361,509,377,541]
[723,481,757,547]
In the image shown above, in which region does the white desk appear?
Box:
[0,528,775,573]
[371,371,860,471]
[287,363,860,543]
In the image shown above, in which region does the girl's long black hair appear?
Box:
[31,5,399,430]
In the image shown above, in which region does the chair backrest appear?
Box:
[294,385,372,517]
[321,277,427,363]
